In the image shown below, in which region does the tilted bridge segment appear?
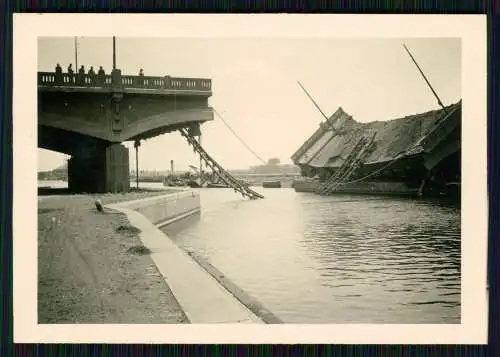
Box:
[292,101,461,198]
[38,69,263,199]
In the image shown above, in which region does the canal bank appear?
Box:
[38,186,275,324]
[37,189,189,324]
[107,191,270,324]
[38,185,461,324]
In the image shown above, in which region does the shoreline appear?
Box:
[107,195,267,324]
[38,188,274,324]
[37,189,189,324]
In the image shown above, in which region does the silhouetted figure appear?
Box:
[67,64,74,84]
[88,66,96,85]
[55,63,63,85]
[97,66,105,85]
[138,68,145,86]
[78,65,85,86]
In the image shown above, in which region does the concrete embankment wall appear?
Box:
[112,189,201,227]
[106,189,274,324]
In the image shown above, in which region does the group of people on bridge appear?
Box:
[55,63,107,86]
[54,63,146,86]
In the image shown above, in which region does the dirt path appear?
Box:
[38,191,188,324]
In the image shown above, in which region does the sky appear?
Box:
[37,37,461,171]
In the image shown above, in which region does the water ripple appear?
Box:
[163,189,461,324]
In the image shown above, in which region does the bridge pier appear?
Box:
[68,143,130,193]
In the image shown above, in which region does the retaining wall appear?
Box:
[110,189,201,226]
[105,189,267,324]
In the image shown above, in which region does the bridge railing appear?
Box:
[38,71,212,92]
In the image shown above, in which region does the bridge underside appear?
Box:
[38,91,213,142]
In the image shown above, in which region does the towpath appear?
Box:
[37,190,188,324]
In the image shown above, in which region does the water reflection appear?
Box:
[162,188,461,323]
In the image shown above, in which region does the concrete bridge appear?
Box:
[38,68,214,193]
[291,101,461,198]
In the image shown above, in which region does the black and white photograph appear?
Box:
[14,14,487,344]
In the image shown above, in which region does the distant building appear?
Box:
[38,162,68,181]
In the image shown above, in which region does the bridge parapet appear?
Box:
[38,71,212,94]
[416,103,461,152]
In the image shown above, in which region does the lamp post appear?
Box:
[113,36,116,70]
[134,140,140,189]
[74,37,78,69]
[199,133,203,183]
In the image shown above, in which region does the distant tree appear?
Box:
[267,158,280,165]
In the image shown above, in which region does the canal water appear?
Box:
[38,180,461,323]
[161,187,461,324]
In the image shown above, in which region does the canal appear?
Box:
[161,187,461,324]
[37,180,461,323]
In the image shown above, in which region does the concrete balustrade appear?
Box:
[38,71,212,93]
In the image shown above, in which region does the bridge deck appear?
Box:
[38,71,212,96]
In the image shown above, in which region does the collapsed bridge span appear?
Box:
[291,101,461,199]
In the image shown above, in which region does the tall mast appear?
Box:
[403,44,448,114]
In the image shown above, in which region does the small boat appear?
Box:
[163,178,185,187]
[262,180,281,188]
[206,183,230,188]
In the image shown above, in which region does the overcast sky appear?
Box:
[38,37,461,171]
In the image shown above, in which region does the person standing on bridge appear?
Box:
[78,65,85,86]
[55,63,63,85]
[88,66,96,85]
[67,64,74,84]
[97,66,105,85]
[138,68,145,86]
